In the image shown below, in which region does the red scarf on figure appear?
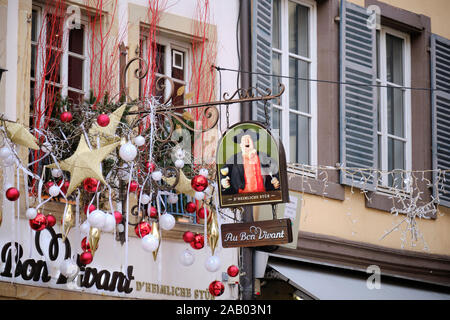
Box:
[239,150,265,193]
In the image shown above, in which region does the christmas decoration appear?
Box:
[59,259,79,280]
[119,142,138,162]
[179,249,195,266]
[183,231,195,243]
[88,227,101,256]
[81,237,92,252]
[148,206,158,218]
[204,255,221,272]
[29,213,47,231]
[128,180,139,192]
[102,214,117,232]
[197,207,210,221]
[4,121,39,150]
[133,135,146,147]
[227,265,239,277]
[185,202,197,214]
[190,233,204,250]
[83,178,99,193]
[142,234,159,253]
[87,210,106,229]
[6,187,20,201]
[60,111,73,123]
[191,174,208,192]
[208,280,225,297]
[151,221,161,261]
[26,208,38,220]
[46,214,56,228]
[114,211,123,224]
[160,214,176,231]
[62,205,75,241]
[97,114,110,127]
[84,204,96,215]
[135,221,152,238]
[80,251,93,265]
[207,210,220,256]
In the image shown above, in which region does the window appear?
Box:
[271,0,317,174]
[139,32,189,106]
[30,4,89,127]
[376,27,411,190]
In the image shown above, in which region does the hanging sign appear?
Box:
[221,219,293,248]
[216,122,289,208]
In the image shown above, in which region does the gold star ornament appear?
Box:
[48,135,120,196]
[4,121,39,150]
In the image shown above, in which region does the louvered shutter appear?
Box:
[431,34,450,207]
[339,0,378,190]
[251,0,272,123]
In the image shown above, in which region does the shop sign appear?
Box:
[221,219,293,248]
[216,122,289,208]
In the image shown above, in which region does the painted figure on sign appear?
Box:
[220,129,280,195]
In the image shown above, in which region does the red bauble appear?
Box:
[80,251,93,265]
[145,162,156,173]
[185,202,197,214]
[97,114,110,127]
[84,204,96,215]
[29,213,47,231]
[227,265,239,277]
[208,281,225,297]
[191,175,208,192]
[148,206,158,218]
[59,180,70,195]
[6,187,20,201]
[83,178,99,193]
[45,181,55,193]
[46,214,56,228]
[135,221,152,238]
[128,180,139,192]
[114,211,123,224]
[197,207,210,221]
[190,233,204,250]
[81,237,91,252]
[182,231,195,243]
[60,111,73,123]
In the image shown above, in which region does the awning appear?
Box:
[267,257,450,300]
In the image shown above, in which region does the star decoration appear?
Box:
[89,104,126,147]
[48,135,120,196]
[4,121,39,150]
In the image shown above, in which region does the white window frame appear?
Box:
[139,32,191,104]
[272,0,317,177]
[31,4,90,115]
[376,26,412,193]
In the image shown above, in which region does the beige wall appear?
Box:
[349,0,450,38]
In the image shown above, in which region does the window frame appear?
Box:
[376,26,412,192]
[139,30,191,105]
[271,0,317,177]
[31,3,90,115]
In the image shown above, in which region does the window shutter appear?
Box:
[251,0,272,123]
[431,34,450,207]
[339,0,378,190]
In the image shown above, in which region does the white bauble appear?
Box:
[59,259,79,279]
[140,194,151,205]
[133,135,146,147]
[141,234,159,252]
[80,220,91,234]
[41,142,52,153]
[194,191,205,200]
[48,185,61,197]
[26,208,38,220]
[179,249,195,266]
[175,159,185,168]
[102,214,116,232]
[151,170,162,181]
[204,255,221,272]
[51,168,63,178]
[0,146,12,160]
[168,193,178,204]
[119,142,138,162]
[117,223,125,233]
[199,168,209,178]
[160,214,176,231]
[87,210,106,229]
[174,148,185,160]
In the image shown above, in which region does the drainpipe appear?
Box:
[239,0,254,301]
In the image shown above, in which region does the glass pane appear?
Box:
[68,90,84,105]
[289,58,309,113]
[31,45,36,78]
[152,76,165,100]
[69,26,84,55]
[386,33,404,85]
[172,81,184,106]
[46,15,63,49]
[387,87,404,137]
[377,134,382,170]
[377,86,381,131]
[288,1,309,57]
[289,113,310,164]
[171,50,184,81]
[68,56,84,90]
[388,138,405,188]
[45,48,61,83]
[31,10,38,42]
[271,107,281,138]
[155,44,165,74]
[272,0,280,49]
[272,51,281,104]
[376,30,380,79]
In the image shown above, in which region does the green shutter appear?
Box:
[339,0,378,190]
[252,0,273,123]
[431,34,450,207]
